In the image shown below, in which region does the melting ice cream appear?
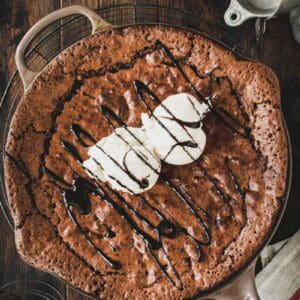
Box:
[142,93,209,165]
[84,93,209,194]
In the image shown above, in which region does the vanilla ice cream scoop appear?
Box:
[83,127,161,194]
[83,93,208,194]
[142,93,209,165]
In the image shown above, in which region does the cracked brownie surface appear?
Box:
[4,25,288,299]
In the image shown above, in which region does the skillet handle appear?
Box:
[15,5,112,90]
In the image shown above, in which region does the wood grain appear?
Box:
[0,0,299,299]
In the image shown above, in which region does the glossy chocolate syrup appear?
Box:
[163,141,199,161]
[6,152,105,279]
[12,40,253,286]
[44,167,72,188]
[153,40,253,215]
[65,197,122,270]
[123,151,149,189]
[161,117,202,129]
[62,141,83,163]
[155,40,250,138]
[134,80,199,145]
[61,114,203,285]
[66,123,181,241]
[58,139,187,284]
[71,123,97,147]
[100,102,211,246]
[94,143,148,190]
[64,177,94,215]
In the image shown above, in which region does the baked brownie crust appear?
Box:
[4,25,288,299]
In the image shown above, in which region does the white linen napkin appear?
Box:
[256,230,300,300]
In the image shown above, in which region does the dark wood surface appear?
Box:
[0,1,299,299]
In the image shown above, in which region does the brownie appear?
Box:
[4,25,288,299]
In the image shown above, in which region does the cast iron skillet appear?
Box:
[0,5,292,300]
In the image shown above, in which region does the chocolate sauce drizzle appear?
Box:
[99,104,211,245]
[62,119,203,286]
[133,80,201,146]
[6,152,105,283]
[162,116,201,129]
[64,177,94,215]
[43,167,72,188]
[163,141,198,161]
[96,111,211,281]
[62,166,167,268]
[59,139,188,285]
[154,40,252,213]
[123,151,149,189]
[45,157,121,269]
[154,40,250,138]
[71,123,97,147]
[94,143,149,190]
[68,128,185,286]
[63,145,163,247]
[62,141,83,163]
[65,198,121,270]
[24,39,253,288]
[67,124,171,232]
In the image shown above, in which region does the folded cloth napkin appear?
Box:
[256,230,300,300]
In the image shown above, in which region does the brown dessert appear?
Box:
[4,25,288,299]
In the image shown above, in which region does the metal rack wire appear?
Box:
[0,2,247,230]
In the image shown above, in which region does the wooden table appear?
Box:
[0,0,299,299]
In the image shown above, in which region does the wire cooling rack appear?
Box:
[0,1,252,230]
